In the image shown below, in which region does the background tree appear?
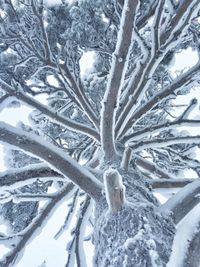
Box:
[0,0,200,266]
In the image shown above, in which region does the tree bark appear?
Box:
[93,170,175,267]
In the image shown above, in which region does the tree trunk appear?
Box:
[93,170,175,267]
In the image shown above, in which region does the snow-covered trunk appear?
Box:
[93,170,175,267]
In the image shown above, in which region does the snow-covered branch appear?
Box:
[160,0,200,46]
[66,195,92,267]
[0,122,103,200]
[118,62,200,138]
[0,79,100,141]
[183,221,200,267]
[0,183,75,267]
[150,178,194,189]
[115,1,200,138]
[100,0,139,162]
[130,135,200,153]
[0,163,63,189]
[135,156,173,179]
[159,179,200,224]
[59,64,100,131]
[122,119,200,144]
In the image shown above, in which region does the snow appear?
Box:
[80,52,95,77]
[167,202,200,267]
[170,48,199,78]
[0,105,32,127]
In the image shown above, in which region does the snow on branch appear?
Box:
[150,178,194,189]
[104,168,125,213]
[66,195,92,267]
[118,61,200,138]
[115,1,200,139]
[54,189,79,240]
[183,220,200,267]
[158,179,200,224]
[59,64,100,131]
[122,118,200,144]
[168,202,200,266]
[0,79,100,141]
[100,0,139,162]
[130,135,200,153]
[160,0,200,46]
[136,1,158,29]
[0,122,103,200]
[0,183,75,267]
[0,163,63,190]
[134,156,174,179]
[120,146,132,171]
[151,0,165,54]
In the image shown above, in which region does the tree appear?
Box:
[0,0,200,266]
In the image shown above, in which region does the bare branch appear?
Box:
[120,146,132,171]
[115,1,200,138]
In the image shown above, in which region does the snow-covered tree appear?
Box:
[0,0,200,266]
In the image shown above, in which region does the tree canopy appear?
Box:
[0,0,200,266]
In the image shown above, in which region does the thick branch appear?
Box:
[100,0,139,162]
[159,179,200,224]
[0,163,63,189]
[0,122,103,200]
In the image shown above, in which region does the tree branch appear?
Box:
[118,62,200,138]
[100,0,139,162]
[183,221,200,267]
[150,178,194,189]
[0,79,100,141]
[0,183,75,267]
[130,135,200,153]
[0,163,63,189]
[160,0,200,46]
[122,119,200,144]
[0,122,103,200]
[158,179,200,224]
[135,156,173,179]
